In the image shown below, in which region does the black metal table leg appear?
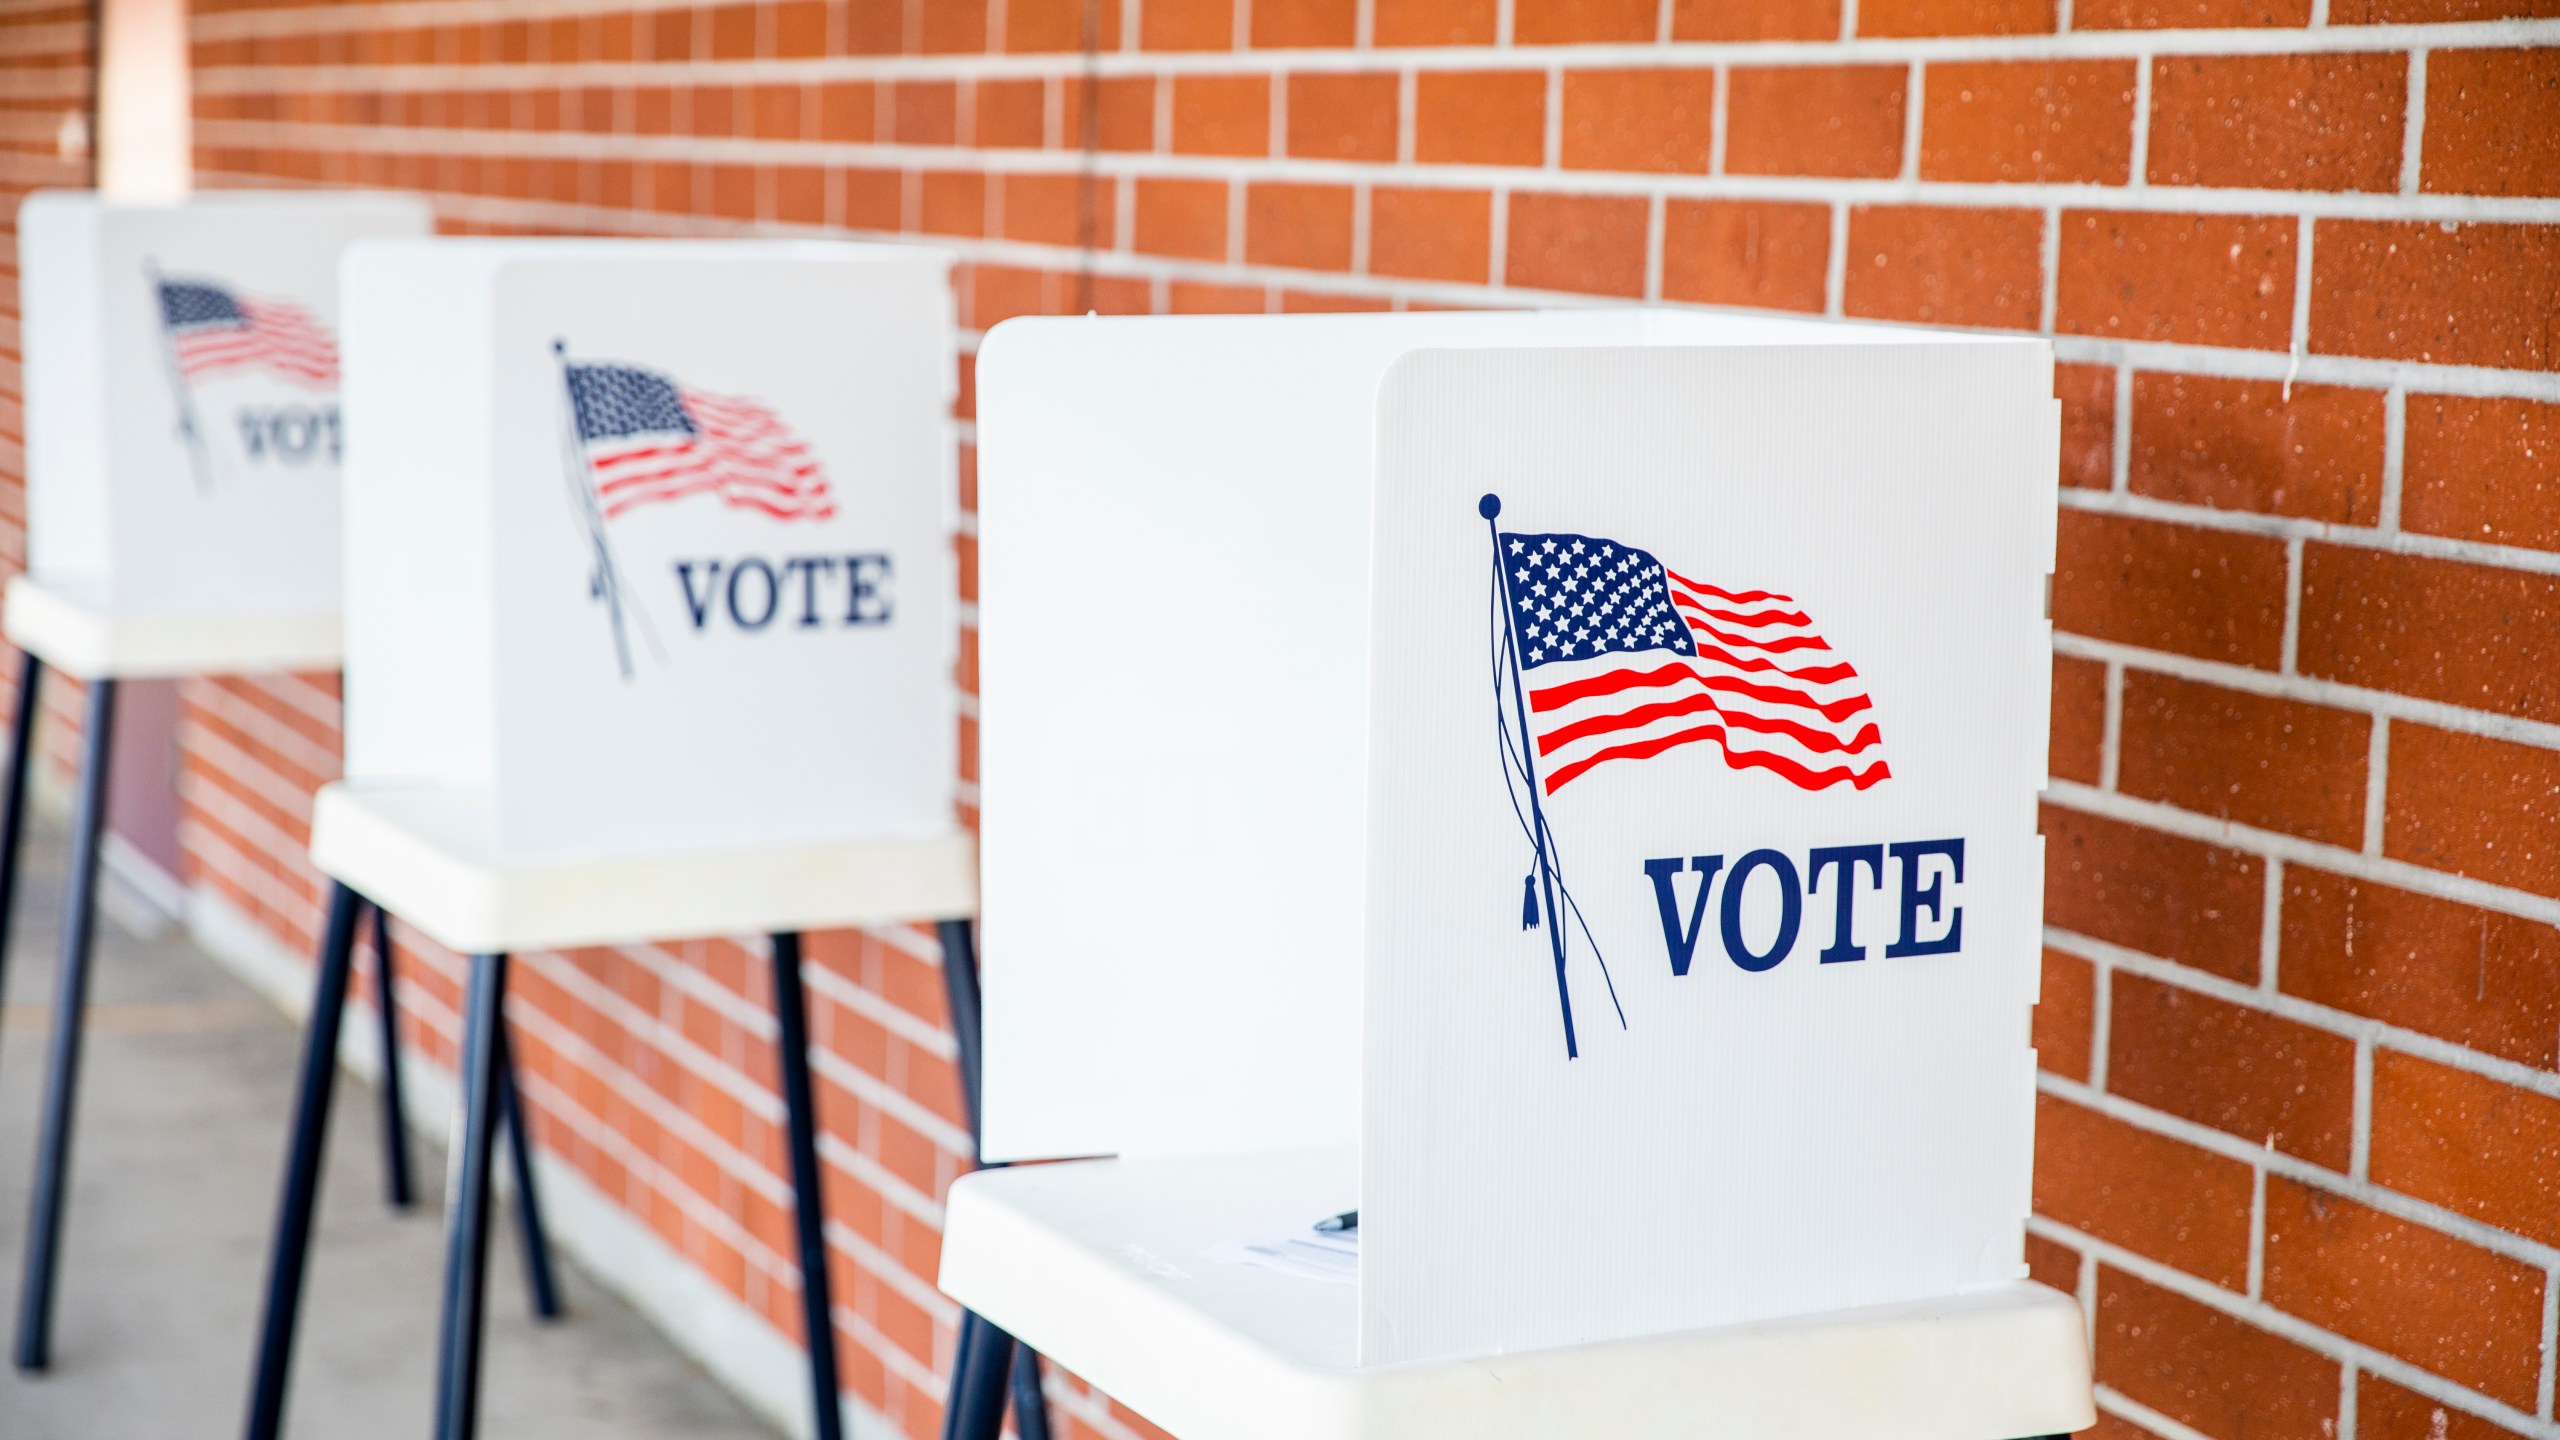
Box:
[770,931,845,1440]
[941,1310,1017,1440]
[433,952,509,1440]
[929,917,1055,1440]
[367,901,415,1210]
[13,675,115,1373]
[496,1022,562,1321]
[241,881,365,1440]
[0,650,44,1068]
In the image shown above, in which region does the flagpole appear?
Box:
[552,340,634,680]
[1482,493,1579,1060]
[146,259,217,493]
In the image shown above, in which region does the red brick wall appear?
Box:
[9,1,2560,1437]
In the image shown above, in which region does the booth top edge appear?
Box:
[977,306,2047,360]
[22,186,435,218]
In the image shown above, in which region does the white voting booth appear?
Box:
[951,311,2093,1439]
[12,191,430,672]
[320,238,971,946]
[259,238,975,1440]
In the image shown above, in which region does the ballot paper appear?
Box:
[1207,1224,1359,1285]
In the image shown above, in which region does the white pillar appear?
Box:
[96,0,191,202]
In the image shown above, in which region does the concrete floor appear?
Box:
[0,821,778,1440]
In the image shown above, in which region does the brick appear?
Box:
[2049,651,2105,785]
[2371,1050,2560,1248]
[2052,511,2288,669]
[2033,1095,2255,1286]
[2281,867,2560,1071]
[1672,0,1842,35]
[919,0,988,52]
[837,166,902,230]
[2118,672,2369,847]
[2128,375,2384,525]
[1000,174,1109,248]
[2422,49,2560,197]
[2077,0,2306,23]
[1369,187,1492,284]
[2312,220,2560,372]
[1726,65,1908,179]
[2404,394,2560,551]
[1861,0,2052,33]
[1064,75,1156,151]
[1244,183,1354,272]
[1920,60,2136,184]
[776,0,827,56]
[891,80,956,144]
[2148,55,2407,193]
[972,79,1044,148]
[2384,723,2560,901]
[1562,69,1715,174]
[2035,946,2094,1081]
[2095,1268,2342,1440]
[2106,970,2358,1165]
[1007,0,1116,50]
[2024,1230,2080,1292]
[775,165,825,224]
[2264,1177,2547,1408]
[841,0,902,53]
[2042,804,2265,981]
[1513,0,1659,42]
[1133,178,1228,260]
[1172,75,1269,156]
[2298,545,2560,725]
[1415,71,1546,167]
[1280,290,1391,313]
[1287,73,1399,162]
[1251,0,1357,44]
[1143,0,1233,47]
[1659,200,1830,314]
[1504,192,1649,299]
[918,171,984,235]
[2055,211,2296,351]
[1842,205,2044,330]
[2360,1375,2538,1440]
[1374,0,1500,43]
[2057,363,2115,491]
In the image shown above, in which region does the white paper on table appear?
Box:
[1206,1225,1360,1285]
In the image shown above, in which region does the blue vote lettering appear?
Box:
[673,554,895,632]
[234,405,340,465]
[1641,836,1967,975]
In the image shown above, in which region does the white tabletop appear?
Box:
[310,780,978,955]
[4,574,340,680]
[941,1150,2095,1440]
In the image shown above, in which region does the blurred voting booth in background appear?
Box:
[950,311,2091,1440]
[11,191,429,672]
[322,239,971,944]
[257,239,975,1440]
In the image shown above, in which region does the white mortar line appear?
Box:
[2401,49,2428,196]
[2363,715,2391,856]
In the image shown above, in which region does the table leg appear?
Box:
[433,952,509,1440]
[12,676,115,1373]
[1009,1341,1053,1440]
[0,650,43,1071]
[496,1022,562,1320]
[769,931,845,1440]
[367,901,416,1210]
[240,881,365,1440]
[940,1311,1017,1440]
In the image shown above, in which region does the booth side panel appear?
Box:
[18,195,112,593]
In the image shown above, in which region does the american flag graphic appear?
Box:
[157,279,338,388]
[1499,529,1890,795]
[563,362,835,522]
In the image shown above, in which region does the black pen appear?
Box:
[1313,1210,1358,1234]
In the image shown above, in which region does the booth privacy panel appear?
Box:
[18,189,430,615]
[340,239,959,863]
[1358,341,2055,1364]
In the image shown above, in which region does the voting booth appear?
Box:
[243,238,976,1440]
[2,189,431,1379]
[12,190,430,671]
[947,311,2093,1439]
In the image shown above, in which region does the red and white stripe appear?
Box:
[1526,569,1889,795]
[591,387,836,522]
[171,298,339,388]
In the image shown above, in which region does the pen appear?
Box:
[1313,1210,1358,1234]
